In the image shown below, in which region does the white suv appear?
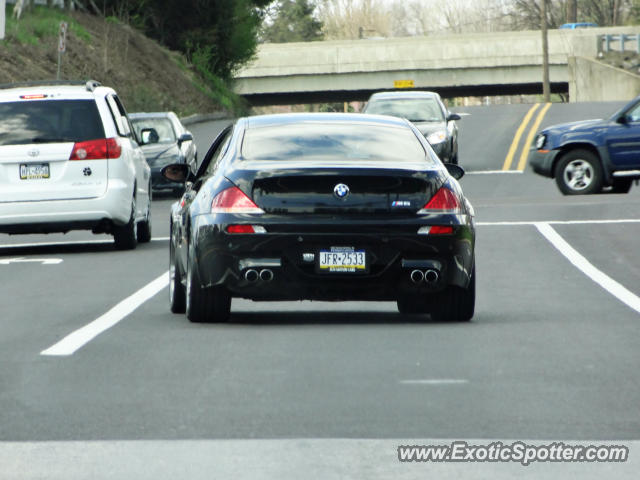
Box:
[0,80,151,250]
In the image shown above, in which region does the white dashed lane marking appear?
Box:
[41,271,169,356]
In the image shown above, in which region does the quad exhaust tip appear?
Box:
[410,270,424,284]
[245,269,259,283]
[424,269,439,283]
[245,268,274,283]
[259,269,274,282]
[410,269,440,284]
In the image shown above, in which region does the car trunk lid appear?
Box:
[229,160,445,215]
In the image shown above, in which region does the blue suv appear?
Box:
[529,96,640,194]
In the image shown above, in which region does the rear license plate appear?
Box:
[20,163,50,180]
[318,247,366,273]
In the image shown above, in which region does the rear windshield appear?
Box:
[242,123,432,163]
[131,117,177,144]
[364,98,445,122]
[0,99,105,146]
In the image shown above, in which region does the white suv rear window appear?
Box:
[0,100,105,146]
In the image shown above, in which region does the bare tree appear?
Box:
[316,0,393,39]
[315,0,633,41]
[512,0,632,28]
[404,0,515,36]
[581,0,628,26]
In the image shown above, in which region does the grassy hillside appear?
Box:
[0,6,236,116]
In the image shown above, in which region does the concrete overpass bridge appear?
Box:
[234,26,639,105]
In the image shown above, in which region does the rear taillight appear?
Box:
[417,225,454,235]
[211,187,264,214]
[69,138,122,161]
[226,225,267,234]
[417,186,462,214]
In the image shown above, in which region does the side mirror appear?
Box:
[617,115,628,125]
[447,113,461,121]
[161,163,190,183]
[444,163,465,180]
[140,128,159,145]
[177,132,193,146]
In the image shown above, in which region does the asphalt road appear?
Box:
[1,102,640,479]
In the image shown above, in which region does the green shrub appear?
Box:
[2,6,91,46]
[189,45,247,115]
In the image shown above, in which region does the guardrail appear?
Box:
[599,34,640,53]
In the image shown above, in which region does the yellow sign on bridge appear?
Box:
[393,80,415,89]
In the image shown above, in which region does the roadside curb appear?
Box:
[181,112,232,126]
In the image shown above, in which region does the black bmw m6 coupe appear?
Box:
[163,113,476,323]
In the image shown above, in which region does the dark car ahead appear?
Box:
[130,111,196,194]
[362,91,461,164]
[163,113,475,323]
[529,96,640,195]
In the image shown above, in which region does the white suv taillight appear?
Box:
[69,138,122,160]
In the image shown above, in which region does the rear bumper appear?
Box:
[189,215,475,301]
[0,179,132,234]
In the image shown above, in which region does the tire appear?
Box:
[555,150,603,195]
[185,252,231,323]
[137,200,152,243]
[611,178,633,194]
[430,267,475,322]
[449,142,458,165]
[113,199,137,250]
[169,236,186,314]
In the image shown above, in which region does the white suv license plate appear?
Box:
[20,163,50,180]
[318,248,366,273]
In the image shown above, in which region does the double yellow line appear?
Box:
[502,102,552,171]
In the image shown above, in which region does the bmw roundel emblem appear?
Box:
[334,183,350,199]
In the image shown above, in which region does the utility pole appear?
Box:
[541,0,550,102]
[57,21,67,80]
[566,0,577,23]
[0,0,5,40]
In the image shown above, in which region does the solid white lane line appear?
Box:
[476,221,534,226]
[466,170,523,175]
[535,222,640,314]
[477,219,640,227]
[2,239,112,248]
[2,439,638,480]
[399,379,469,385]
[0,237,170,248]
[0,237,170,250]
[0,257,63,265]
[41,271,169,357]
